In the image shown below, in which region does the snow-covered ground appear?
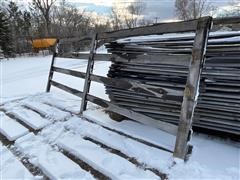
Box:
[0,55,239,179]
[0,55,110,104]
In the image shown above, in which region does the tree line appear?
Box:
[0,0,239,57]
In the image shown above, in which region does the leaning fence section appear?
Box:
[46,17,213,159]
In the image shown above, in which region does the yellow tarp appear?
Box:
[32,38,57,49]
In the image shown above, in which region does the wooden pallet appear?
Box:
[0,94,174,179]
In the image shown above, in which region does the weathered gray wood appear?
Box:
[106,47,240,136]
[50,80,84,97]
[114,100,240,122]
[52,66,86,79]
[98,19,198,42]
[111,54,191,66]
[96,79,182,102]
[46,17,239,141]
[59,35,93,44]
[107,29,239,44]
[57,53,111,61]
[46,39,59,92]
[173,17,212,159]
[80,33,98,114]
[86,94,178,135]
[53,61,240,133]
[213,16,240,25]
[193,124,240,135]
[108,90,182,105]
[50,79,178,136]
[52,66,183,102]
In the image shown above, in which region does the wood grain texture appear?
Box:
[46,39,59,92]
[173,17,213,159]
[80,34,98,114]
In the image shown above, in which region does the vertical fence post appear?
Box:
[46,39,59,92]
[80,33,98,114]
[173,17,212,159]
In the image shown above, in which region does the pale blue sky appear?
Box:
[13,0,235,20]
[68,0,232,20]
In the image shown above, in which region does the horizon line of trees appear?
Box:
[0,0,239,57]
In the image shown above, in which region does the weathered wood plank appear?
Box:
[111,54,191,66]
[173,17,213,159]
[50,80,179,135]
[80,34,98,114]
[98,19,198,42]
[52,66,184,102]
[52,66,86,79]
[91,76,183,102]
[56,53,111,61]
[46,39,59,92]
[50,80,84,98]
[55,52,192,66]
[213,16,240,25]
[59,35,93,44]
[86,94,178,135]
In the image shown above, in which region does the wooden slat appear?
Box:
[173,16,213,159]
[98,19,198,42]
[52,66,86,79]
[50,80,178,136]
[111,54,191,66]
[80,34,98,114]
[86,94,178,135]
[46,40,59,92]
[213,16,240,25]
[59,35,92,44]
[56,53,111,61]
[91,76,183,102]
[52,66,183,102]
[50,80,84,97]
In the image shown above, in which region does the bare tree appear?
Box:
[110,5,124,30]
[51,0,87,38]
[175,0,213,20]
[32,0,56,36]
[110,0,145,30]
[138,18,153,26]
[124,0,145,28]
[222,0,240,17]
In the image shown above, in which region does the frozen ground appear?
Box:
[0,55,239,179]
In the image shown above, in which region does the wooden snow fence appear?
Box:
[46,16,213,159]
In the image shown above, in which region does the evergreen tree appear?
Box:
[0,10,13,57]
[23,11,32,37]
[7,1,23,54]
